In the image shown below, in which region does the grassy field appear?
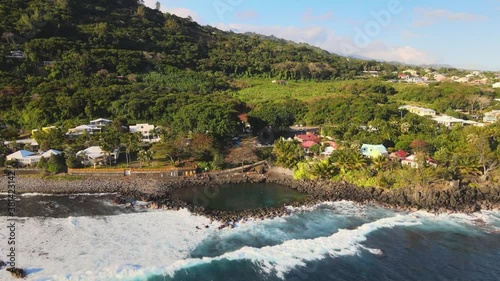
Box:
[232,78,361,104]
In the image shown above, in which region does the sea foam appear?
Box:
[0,209,214,281]
[160,214,421,279]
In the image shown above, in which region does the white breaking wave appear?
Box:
[0,209,215,281]
[286,200,369,216]
[158,214,421,279]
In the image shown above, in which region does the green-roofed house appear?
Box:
[360,144,388,158]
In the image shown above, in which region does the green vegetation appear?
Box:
[288,123,500,189]
[0,0,499,188]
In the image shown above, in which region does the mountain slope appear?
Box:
[0,0,395,131]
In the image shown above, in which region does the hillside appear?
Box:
[0,0,405,132]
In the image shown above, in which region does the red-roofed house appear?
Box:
[401,154,437,168]
[301,141,318,149]
[294,133,320,144]
[390,150,408,160]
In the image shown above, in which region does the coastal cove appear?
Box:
[1,171,499,222]
[0,174,499,281]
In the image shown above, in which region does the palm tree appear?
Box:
[310,158,337,179]
[454,156,481,178]
[371,155,388,171]
[121,132,141,167]
[138,149,154,168]
[331,148,367,175]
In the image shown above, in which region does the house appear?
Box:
[6,50,26,59]
[398,74,409,79]
[321,146,336,156]
[41,149,62,158]
[3,139,39,148]
[89,118,113,127]
[301,141,318,149]
[432,115,480,128]
[31,126,57,135]
[129,123,161,143]
[455,77,469,83]
[493,82,500,89]
[401,154,437,168]
[67,125,102,136]
[76,146,119,165]
[6,149,60,167]
[399,105,436,117]
[360,144,388,158]
[294,133,320,144]
[406,77,424,84]
[389,150,408,160]
[362,71,379,77]
[483,110,500,123]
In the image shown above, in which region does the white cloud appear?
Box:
[214,23,436,65]
[363,44,435,65]
[214,23,327,44]
[413,8,488,27]
[143,0,200,22]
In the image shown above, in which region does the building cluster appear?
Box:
[393,69,500,87]
[397,105,499,127]
[64,118,160,143]
[286,131,436,170]
[4,118,162,167]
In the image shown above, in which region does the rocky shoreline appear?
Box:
[1,173,499,224]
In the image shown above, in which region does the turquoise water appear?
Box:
[147,203,500,281]
[170,183,308,211]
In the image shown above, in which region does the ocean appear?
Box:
[0,195,499,281]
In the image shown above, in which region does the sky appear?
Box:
[144,0,500,71]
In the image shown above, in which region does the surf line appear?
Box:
[6,170,17,267]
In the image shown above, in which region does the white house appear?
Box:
[493,82,500,89]
[406,77,424,84]
[77,146,119,165]
[431,115,482,128]
[67,125,102,136]
[402,154,437,169]
[483,110,500,123]
[89,118,113,127]
[3,138,39,147]
[321,146,336,156]
[399,105,436,117]
[6,149,60,166]
[41,149,62,158]
[7,150,35,160]
[129,123,161,143]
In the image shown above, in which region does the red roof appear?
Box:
[324,141,338,149]
[238,114,248,122]
[301,141,318,149]
[295,134,320,143]
[392,150,408,159]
